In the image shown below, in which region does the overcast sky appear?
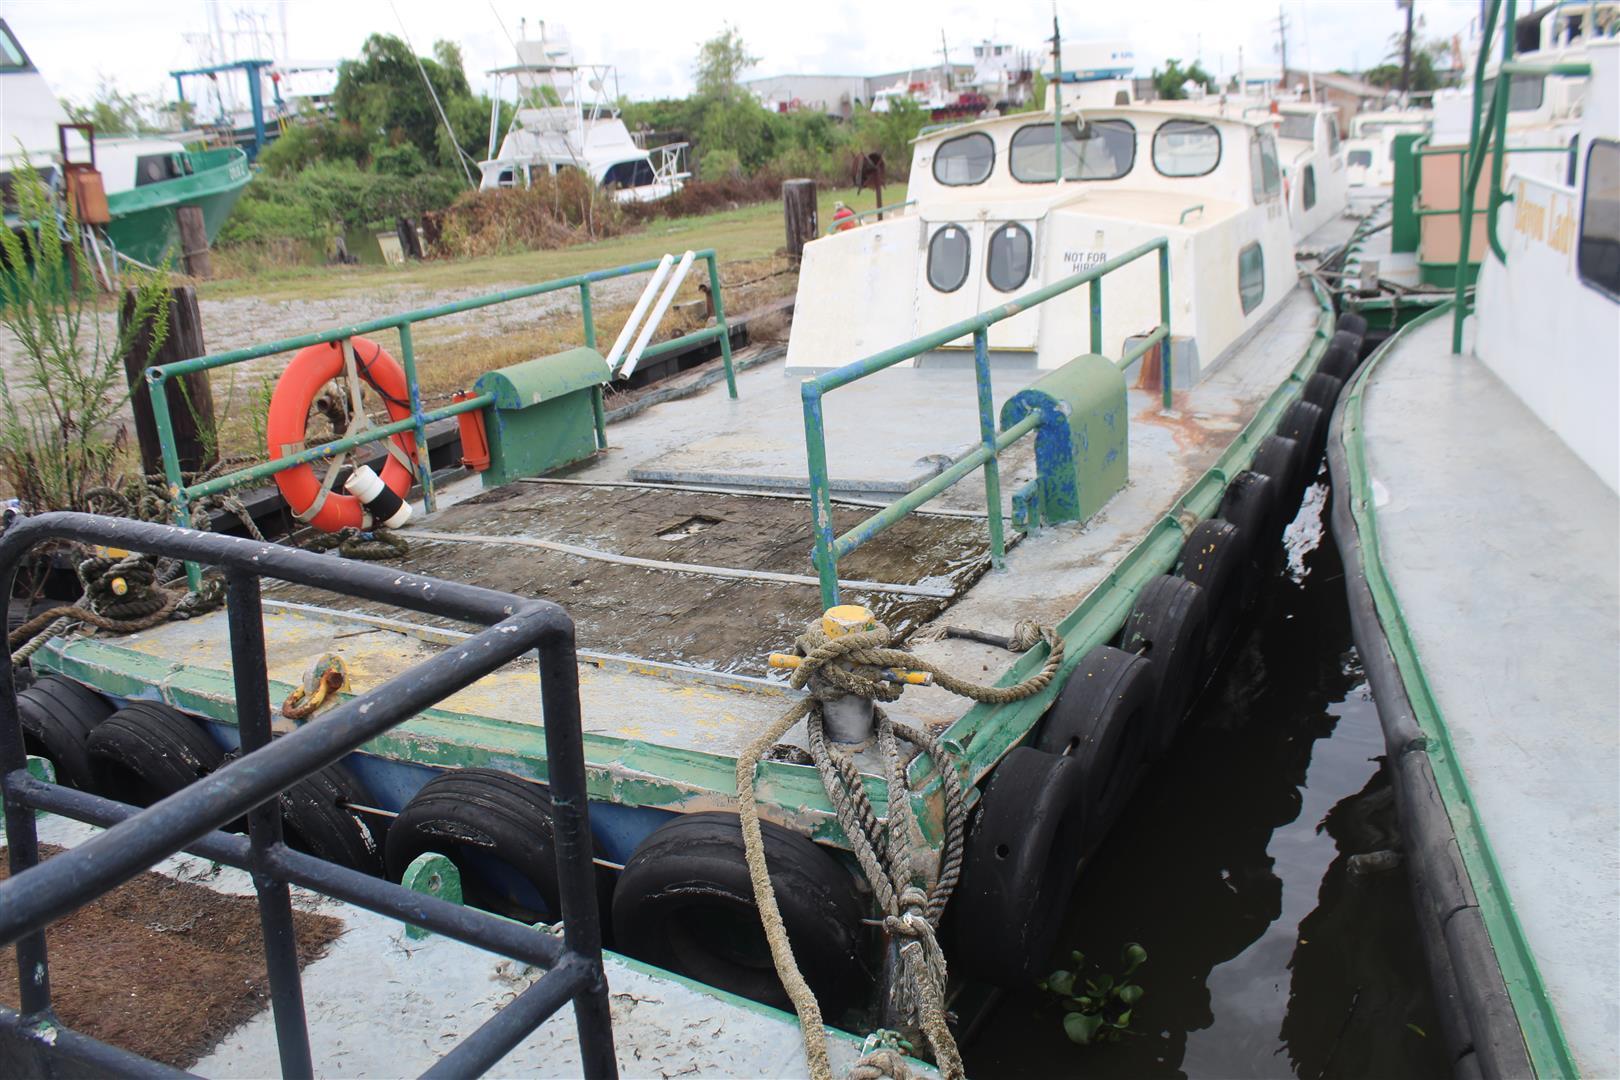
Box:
[7,0,1487,109]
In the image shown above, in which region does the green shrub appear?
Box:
[371,142,430,177]
[700,147,742,180]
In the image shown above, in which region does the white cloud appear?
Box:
[3,0,1480,110]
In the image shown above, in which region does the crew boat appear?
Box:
[1326,3,1617,1076]
[1344,107,1433,189]
[0,23,1378,1080]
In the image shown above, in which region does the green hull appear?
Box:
[102,147,252,267]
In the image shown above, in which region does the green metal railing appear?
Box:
[802,236,1172,608]
[824,200,917,234]
[148,252,735,587]
[1449,0,1592,352]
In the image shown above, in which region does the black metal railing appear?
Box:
[0,513,618,1079]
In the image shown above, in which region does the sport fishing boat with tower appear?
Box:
[477,21,688,202]
[0,18,1422,1080]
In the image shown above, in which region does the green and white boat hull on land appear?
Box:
[100,147,252,268]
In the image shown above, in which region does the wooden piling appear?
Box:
[782,179,818,264]
[121,285,216,477]
[175,205,212,279]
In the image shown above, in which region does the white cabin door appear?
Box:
[913,219,984,350]
[978,218,1042,351]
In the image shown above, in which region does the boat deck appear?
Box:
[36,275,1328,836]
[1347,312,1618,1075]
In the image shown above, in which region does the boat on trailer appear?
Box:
[1325,4,1617,1076]
[2,58,1379,1080]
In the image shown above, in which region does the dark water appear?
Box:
[965,476,1453,1079]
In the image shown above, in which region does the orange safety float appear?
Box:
[266,336,417,533]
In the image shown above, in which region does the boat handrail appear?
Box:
[145,252,736,587]
[823,199,917,234]
[800,236,1172,607]
[1450,0,1593,352]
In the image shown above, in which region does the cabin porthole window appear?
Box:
[933,133,995,186]
[1302,165,1317,211]
[928,225,972,293]
[1153,119,1221,178]
[1576,139,1620,301]
[986,223,1033,292]
[1348,149,1373,169]
[1238,242,1265,315]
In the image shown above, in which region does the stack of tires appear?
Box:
[948,310,1368,988]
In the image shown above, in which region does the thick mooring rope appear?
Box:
[736,619,1064,1080]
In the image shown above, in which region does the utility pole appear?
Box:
[1398,0,1416,96]
[1275,5,1291,92]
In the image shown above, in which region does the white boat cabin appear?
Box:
[1345,109,1433,188]
[1272,104,1349,242]
[787,104,1294,389]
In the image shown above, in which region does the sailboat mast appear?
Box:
[1052,12,1064,183]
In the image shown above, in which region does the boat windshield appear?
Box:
[1009,119,1135,183]
[602,158,655,189]
[1279,113,1315,143]
[0,21,29,72]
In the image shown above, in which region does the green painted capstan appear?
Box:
[474,347,611,487]
[1000,353,1128,529]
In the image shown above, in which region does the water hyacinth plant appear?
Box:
[1039,943,1148,1046]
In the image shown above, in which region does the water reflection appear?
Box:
[963,482,1450,1078]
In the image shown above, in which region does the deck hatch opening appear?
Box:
[656,514,722,541]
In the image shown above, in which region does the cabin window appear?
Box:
[1152,119,1221,178]
[135,154,181,187]
[1326,117,1342,155]
[1009,119,1135,183]
[986,222,1033,292]
[602,159,655,188]
[1348,149,1373,169]
[1238,242,1265,314]
[1302,165,1317,210]
[1250,134,1281,203]
[1482,74,1545,113]
[1279,113,1315,143]
[927,224,972,293]
[0,24,29,72]
[1577,140,1620,301]
[932,132,995,186]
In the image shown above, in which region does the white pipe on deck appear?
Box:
[620,250,695,379]
[605,252,675,374]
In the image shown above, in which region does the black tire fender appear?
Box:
[1178,519,1245,671]
[1218,469,1283,586]
[1278,399,1329,478]
[952,747,1088,987]
[1320,328,1365,380]
[385,767,567,922]
[17,676,113,790]
[280,763,385,876]
[1337,311,1369,337]
[612,811,867,1014]
[1302,372,1344,412]
[1033,646,1154,848]
[1250,434,1304,536]
[1119,574,1210,754]
[86,701,224,808]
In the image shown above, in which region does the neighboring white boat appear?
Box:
[477,23,687,203]
[789,101,1296,389]
[1344,107,1432,188]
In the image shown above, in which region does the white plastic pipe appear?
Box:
[620,250,695,379]
[605,252,674,374]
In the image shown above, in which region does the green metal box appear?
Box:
[474,346,609,487]
[1001,353,1128,528]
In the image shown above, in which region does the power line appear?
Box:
[388,0,478,188]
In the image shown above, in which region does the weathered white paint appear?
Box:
[787,103,1294,380]
[1473,38,1619,493]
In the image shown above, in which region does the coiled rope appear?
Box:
[737,618,1063,1080]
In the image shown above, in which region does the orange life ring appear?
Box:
[266,337,416,533]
